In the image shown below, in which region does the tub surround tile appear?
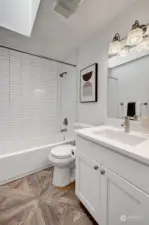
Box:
[0,168,97,225]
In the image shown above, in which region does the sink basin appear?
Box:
[93,129,147,146]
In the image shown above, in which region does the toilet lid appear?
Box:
[51,145,73,159]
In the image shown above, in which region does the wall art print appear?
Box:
[80,63,98,103]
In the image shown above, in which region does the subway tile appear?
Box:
[0,48,77,144]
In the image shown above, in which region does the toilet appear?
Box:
[49,123,93,187]
[49,145,76,187]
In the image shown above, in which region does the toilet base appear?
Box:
[53,166,75,187]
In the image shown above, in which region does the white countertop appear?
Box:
[76,126,149,166]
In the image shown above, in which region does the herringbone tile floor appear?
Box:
[0,168,97,225]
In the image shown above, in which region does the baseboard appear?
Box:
[0,164,53,186]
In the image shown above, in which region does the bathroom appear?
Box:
[0,0,149,224]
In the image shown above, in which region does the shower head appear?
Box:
[60,72,67,77]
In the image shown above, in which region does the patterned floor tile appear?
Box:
[0,168,98,225]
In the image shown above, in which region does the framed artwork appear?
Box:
[80,63,98,103]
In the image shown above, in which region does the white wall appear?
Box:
[76,0,149,125]
[0,0,40,36]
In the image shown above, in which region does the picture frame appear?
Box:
[80,63,98,103]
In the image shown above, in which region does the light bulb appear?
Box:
[109,41,121,55]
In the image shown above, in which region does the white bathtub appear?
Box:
[0,134,73,185]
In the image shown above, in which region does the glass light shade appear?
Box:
[127,27,143,46]
[109,41,121,55]
[145,25,149,36]
[119,46,129,57]
[120,38,127,48]
[136,37,149,52]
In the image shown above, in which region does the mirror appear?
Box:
[108,52,149,119]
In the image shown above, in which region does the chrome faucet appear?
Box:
[121,116,130,133]
[61,128,67,132]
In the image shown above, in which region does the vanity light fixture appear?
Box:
[109,33,121,55]
[127,20,143,46]
[119,46,129,57]
[145,24,149,36]
[136,36,149,52]
[109,21,149,57]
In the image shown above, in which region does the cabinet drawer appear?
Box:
[76,136,149,194]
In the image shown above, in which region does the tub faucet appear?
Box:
[61,128,67,132]
[121,116,130,133]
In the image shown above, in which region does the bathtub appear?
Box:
[0,134,74,185]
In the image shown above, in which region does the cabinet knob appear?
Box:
[94,166,99,170]
[100,170,105,175]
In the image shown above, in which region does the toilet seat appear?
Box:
[50,145,73,159]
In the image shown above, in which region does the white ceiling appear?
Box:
[0,0,137,61]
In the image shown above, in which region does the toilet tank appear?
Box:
[73,122,94,130]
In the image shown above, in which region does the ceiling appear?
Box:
[0,0,40,36]
[0,0,137,61]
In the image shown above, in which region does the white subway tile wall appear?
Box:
[0,48,9,142]
[58,64,77,133]
[0,47,77,144]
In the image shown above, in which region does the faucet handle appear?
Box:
[63,118,68,126]
[121,116,130,129]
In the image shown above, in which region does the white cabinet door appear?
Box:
[76,151,101,224]
[101,166,149,225]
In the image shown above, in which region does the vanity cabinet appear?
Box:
[76,136,149,225]
[76,151,101,224]
[101,166,149,225]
